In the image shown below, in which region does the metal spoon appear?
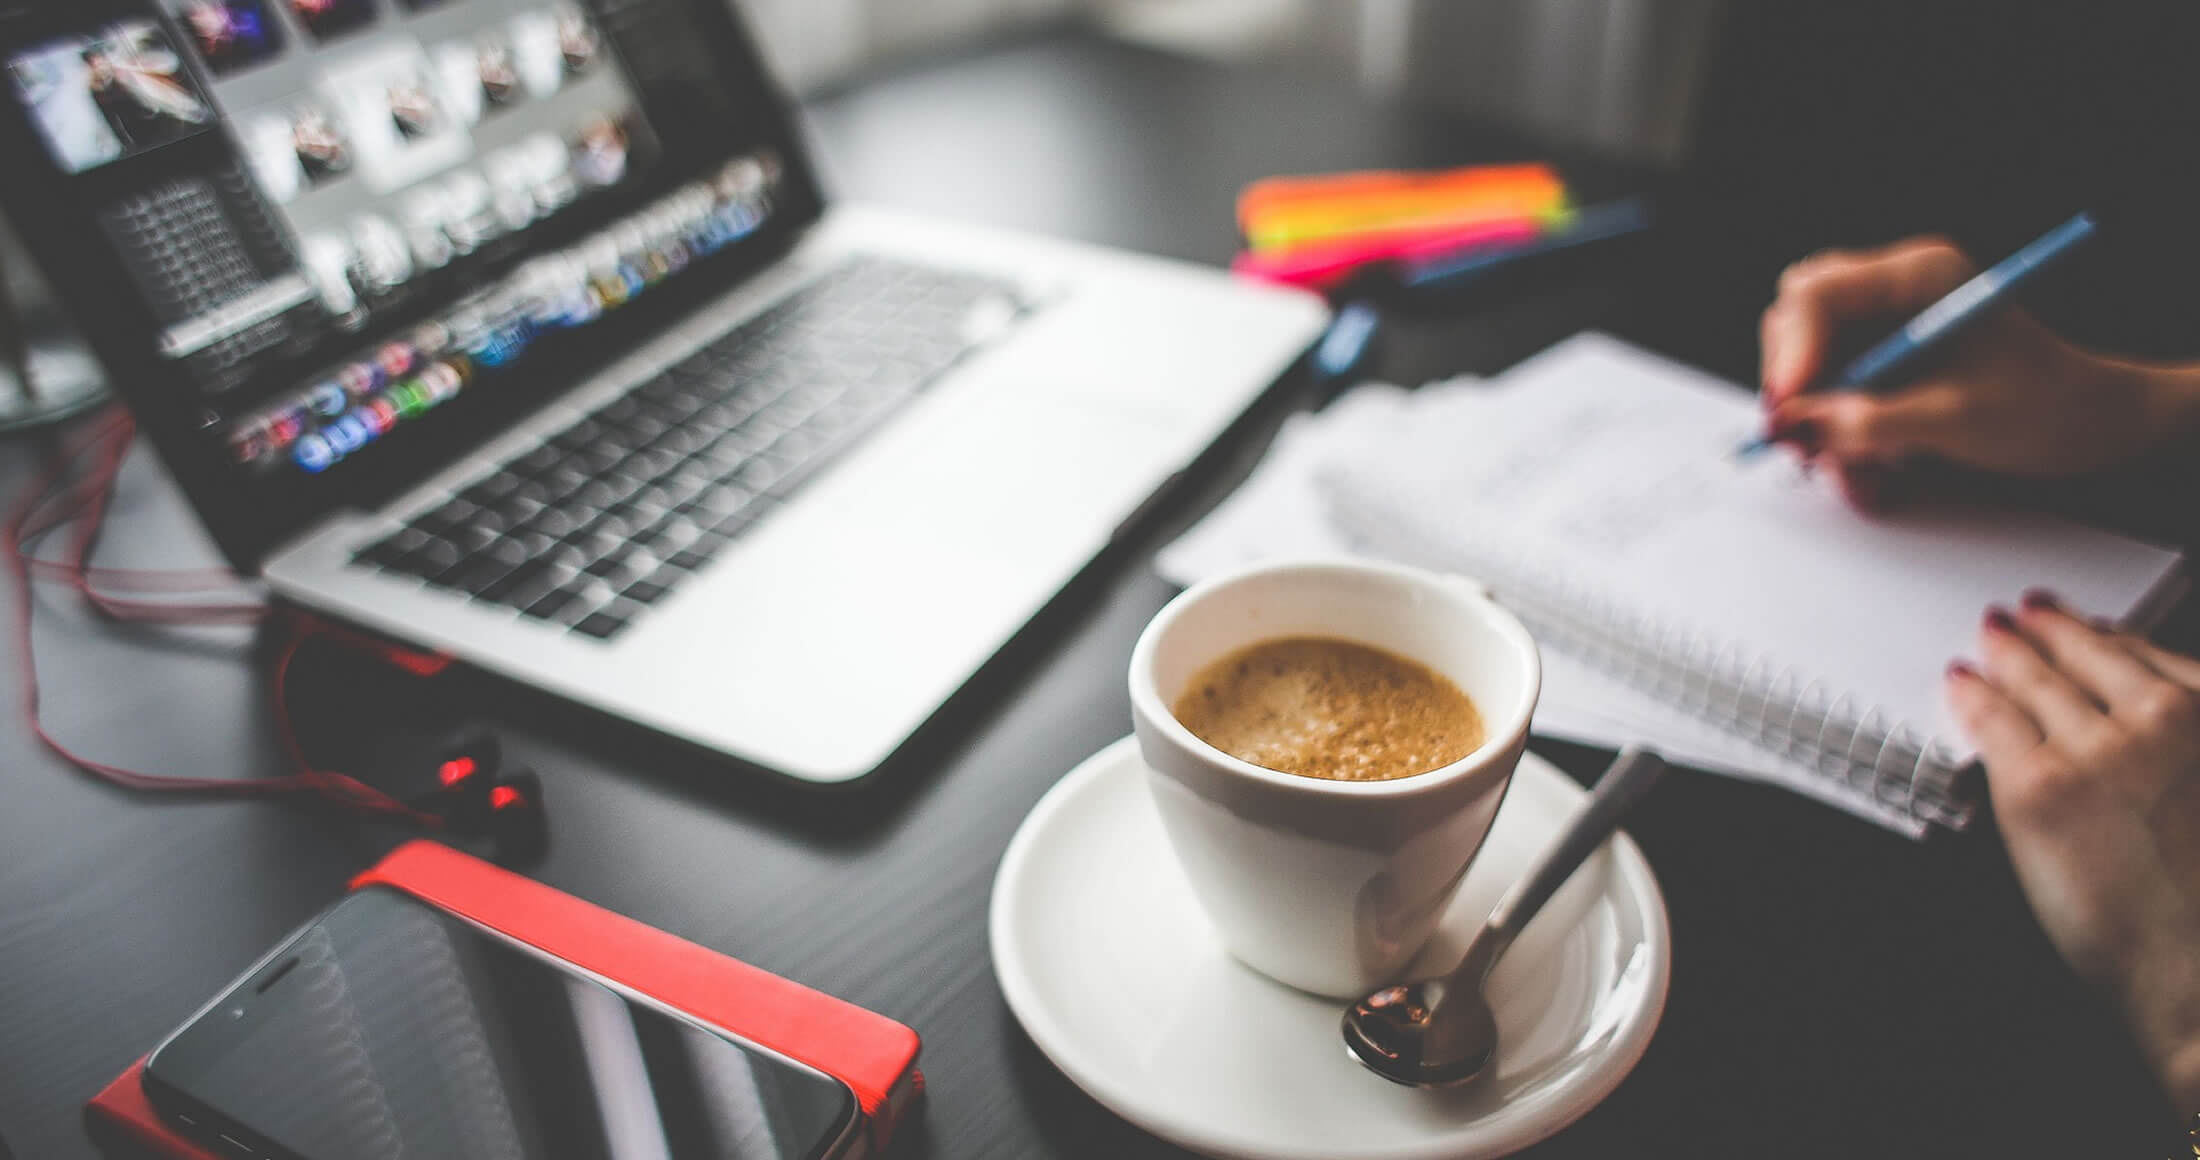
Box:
[1343,746,1668,1088]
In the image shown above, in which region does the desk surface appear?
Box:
[0,31,2176,1160]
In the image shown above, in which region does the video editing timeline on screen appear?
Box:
[228,152,783,477]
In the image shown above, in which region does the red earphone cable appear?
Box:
[7,409,438,824]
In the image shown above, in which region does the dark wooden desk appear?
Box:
[0,31,2175,1160]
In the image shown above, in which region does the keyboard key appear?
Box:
[521,587,581,621]
[592,395,643,426]
[583,546,636,578]
[549,418,606,450]
[566,528,626,562]
[621,569,679,605]
[621,448,682,481]
[656,425,709,455]
[479,559,550,604]
[572,611,624,639]
[404,537,463,577]
[572,443,625,473]
[569,479,620,511]
[574,598,646,639]
[511,445,563,477]
[356,527,429,568]
[496,495,548,527]
[524,507,583,540]
[443,555,520,596]
[459,471,526,508]
[411,499,479,536]
[613,411,672,443]
[583,510,637,542]
[733,455,790,491]
[665,546,717,572]
[683,481,752,519]
[538,541,590,573]
[450,524,505,555]
[538,465,592,496]
[640,515,702,554]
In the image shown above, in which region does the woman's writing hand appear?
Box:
[1758,237,2200,508]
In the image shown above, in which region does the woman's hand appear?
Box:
[1946,592,2200,1107]
[1758,237,2200,509]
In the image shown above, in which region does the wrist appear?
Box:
[2119,929,2200,1110]
[2109,358,2200,452]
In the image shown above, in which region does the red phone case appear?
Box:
[86,840,923,1159]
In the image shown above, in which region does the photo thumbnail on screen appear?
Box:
[286,0,377,44]
[557,5,599,75]
[171,0,284,75]
[476,37,521,108]
[8,20,214,174]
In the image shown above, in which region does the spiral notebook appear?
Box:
[1302,333,2187,833]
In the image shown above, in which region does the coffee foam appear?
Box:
[1170,636,1484,782]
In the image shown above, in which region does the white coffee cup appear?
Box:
[1129,559,1540,998]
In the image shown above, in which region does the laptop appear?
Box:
[0,0,1326,783]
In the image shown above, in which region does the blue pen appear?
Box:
[1736,210,2099,458]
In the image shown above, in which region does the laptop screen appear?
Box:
[0,0,819,565]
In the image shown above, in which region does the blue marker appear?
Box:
[1737,211,2098,458]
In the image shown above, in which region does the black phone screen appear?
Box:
[145,887,856,1160]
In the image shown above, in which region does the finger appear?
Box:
[1771,385,1970,462]
[1979,605,2111,737]
[2115,632,2200,690]
[1944,658,2045,762]
[2013,591,2166,706]
[2067,609,2200,689]
[1758,304,1793,404]
[1761,240,1973,402]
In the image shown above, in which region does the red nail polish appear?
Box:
[1946,659,1976,678]
[2020,589,2061,612]
[1984,607,2016,632]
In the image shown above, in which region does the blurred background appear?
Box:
[739,0,1716,163]
[733,0,2200,374]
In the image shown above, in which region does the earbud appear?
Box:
[412,728,502,830]
[485,768,546,863]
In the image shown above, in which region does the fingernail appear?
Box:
[1946,659,1976,678]
[2020,588,2061,612]
[1984,606,2016,632]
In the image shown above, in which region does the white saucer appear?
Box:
[990,738,1669,1160]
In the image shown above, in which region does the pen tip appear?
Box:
[1731,435,1773,460]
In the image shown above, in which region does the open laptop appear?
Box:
[0,0,1326,783]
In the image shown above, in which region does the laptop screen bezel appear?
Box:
[0,0,827,571]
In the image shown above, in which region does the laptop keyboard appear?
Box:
[352,256,1025,640]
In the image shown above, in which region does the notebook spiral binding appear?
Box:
[1331,489,1977,832]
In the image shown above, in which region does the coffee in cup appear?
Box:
[1170,636,1485,782]
[1130,560,1540,997]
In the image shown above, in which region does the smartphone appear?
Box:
[145,886,861,1160]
